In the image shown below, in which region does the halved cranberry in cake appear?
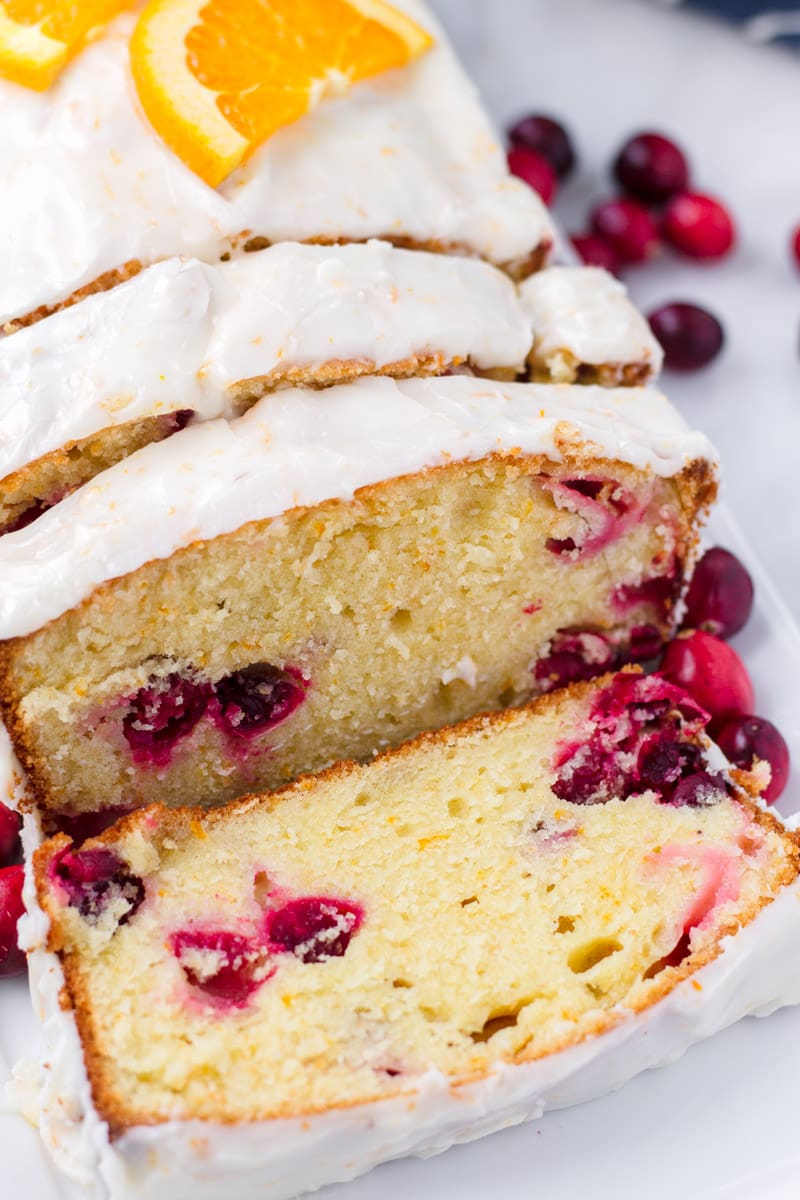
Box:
[122,672,211,766]
[543,476,645,560]
[535,630,615,692]
[171,929,273,1007]
[50,845,144,924]
[266,896,363,963]
[213,663,308,739]
[613,572,680,621]
[0,865,25,978]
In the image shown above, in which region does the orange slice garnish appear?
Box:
[130,0,434,188]
[0,0,133,90]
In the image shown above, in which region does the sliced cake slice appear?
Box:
[0,242,530,536]
[23,671,800,1200]
[0,377,716,818]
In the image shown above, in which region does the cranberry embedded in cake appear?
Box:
[265,896,364,963]
[49,844,144,925]
[212,664,308,739]
[122,673,211,766]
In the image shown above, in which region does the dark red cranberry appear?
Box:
[660,631,754,728]
[213,663,306,739]
[0,803,21,866]
[662,191,736,260]
[172,929,271,1006]
[625,625,664,663]
[54,809,134,846]
[266,896,363,963]
[613,132,689,204]
[50,845,144,925]
[0,865,25,978]
[648,302,724,371]
[546,536,577,556]
[123,672,210,766]
[590,197,659,264]
[683,547,754,638]
[570,233,621,275]
[637,737,686,789]
[791,223,800,270]
[716,715,790,804]
[613,574,680,621]
[508,114,575,179]
[507,146,557,206]
[669,771,727,808]
[535,630,614,693]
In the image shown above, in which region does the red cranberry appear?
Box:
[625,625,664,663]
[683,547,754,638]
[648,303,724,371]
[716,715,790,804]
[0,802,21,866]
[570,233,621,275]
[662,191,736,260]
[0,864,25,978]
[213,663,306,739]
[669,771,727,808]
[172,929,270,1006]
[613,132,690,204]
[507,146,557,206]
[660,631,754,727]
[613,573,680,621]
[123,672,210,766]
[50,845,144,924]
[791,223,800,270]
[508,114,576,179]
[266,896,363,963]
[590,197,659,264]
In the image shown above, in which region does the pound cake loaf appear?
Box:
[22,672,800,1200]
[0,376,716,818]
[0,241,530,535]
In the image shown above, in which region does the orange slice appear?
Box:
[130,0,434,188]
[0,0,133,90]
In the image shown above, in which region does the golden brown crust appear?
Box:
[2,262,143,334]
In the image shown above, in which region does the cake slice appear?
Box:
[0,376,716,818]
[520,267,663,385]
[23,672,800,1200]
[0,242,530,535]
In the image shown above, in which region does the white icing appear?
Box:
[16,808,800,1200]
[0,1,553,325]
[0,242,531,484]
[0,376,717,640]
[519,267,664,376]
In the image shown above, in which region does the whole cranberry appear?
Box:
[660,630,754,727]
[648,302,724,371]
[507,146,557,206]
[662,191,736,260]
[614,132,690,204]
[0,802,21,865]
[590,198,659,264]
[508,114,576,179]
[0,864,25,978]
[570,232,621,275]
[683,547,754,639]
[791,223,800,270]
[716,715,790,804]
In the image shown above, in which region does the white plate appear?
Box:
[3,2,800,1197]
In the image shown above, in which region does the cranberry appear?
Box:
[535,630,614,693]
[625,625,664,663]
[50,845,144,924]
[590,197,659,264]
[791,223,800,270]
[716,715,790,804]
[508,114,575,179]
[172,929,271,1006]
[123,672,210,766]
[55,809,134,846]
[683,547,754,638]
[662,191,736,260]
[266,896,363,963]
[507,146,557,206]
[669,771,727,808]
[570,233,621,275]
[613,573,680,620]
[648,302,724,371]
[0,865,25,978]
[213,663,306,738]
[613,132,690,204]
[0,802,21,865]
[660,631,754,728]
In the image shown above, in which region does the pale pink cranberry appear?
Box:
[266,896,363,963]
[648,302,724,371]
[0,865,25,978]
[172,929,271,1006]
[213,663,306,739]
[507,146,557,206]
[508,114,576,179]
[590,197,659,264]
[123,672,210,766]
[683,547,754,638]
[716,715,790,804]
[0,802,21,866]
[50,845,144,924]
[613,132,690,204]
[662,191,736,259]
[791,223,800,270]
[570,232,621,275]
[660,631,754,728]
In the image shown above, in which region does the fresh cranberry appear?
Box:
[791,223,800,270]
[50,845,144,924]
[660,631,754,728]
[570,233,621,275]
[662,191,736,260]
[669,771,727,808]
[590,197,659,264]
[123,672,210,766]
[0,803,21,866]
[0,865,25,978]
[613,132,690,204]
[648,302,724,371]
[213,663,306,739]
[508,114,575,179]
[716,715,790,804]
[171,929,271,1006]
[507,146,557,206]
[683,548,754,638]
[266,896,363,964]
